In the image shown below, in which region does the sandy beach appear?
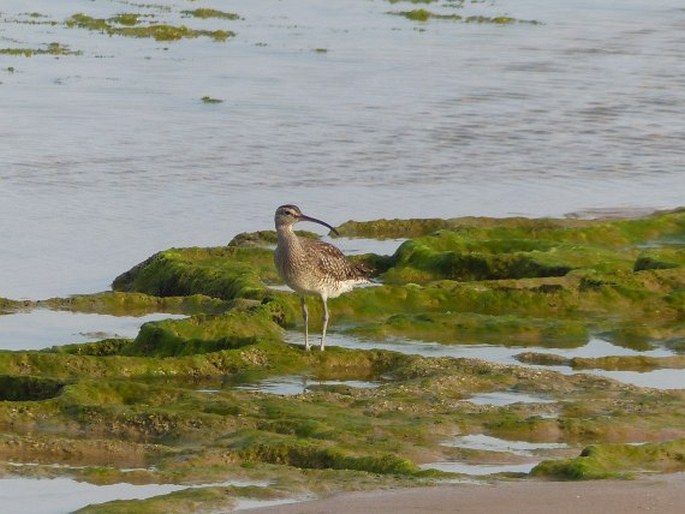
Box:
[245,474,685,514]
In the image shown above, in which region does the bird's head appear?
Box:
[274,204,339,235]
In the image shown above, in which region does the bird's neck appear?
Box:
[276,224,298,247]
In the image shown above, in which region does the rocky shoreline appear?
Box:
[1,209,684,512]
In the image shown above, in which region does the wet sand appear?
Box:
[244,473,685,513]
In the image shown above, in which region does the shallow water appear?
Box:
[420,460,538,476]
[0,476,269,514]
[441,434,569,455]
[466,391,555,407]
[1,0,684,299]
[422,434,569,475]
[233,374,380,396]
[296,331,684,390]
[0,309,184,351]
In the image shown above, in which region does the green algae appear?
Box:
[41,291,229,316]
[182,9,240,20]
[517,353,685,372]
[66,13,235,42]
[572,355,685,371]
[112,247,277,300]
[0,297,28,313]
[350,312,587,346]
[2,338,685,491]
[532,439,685,479]
[336,209,685,244]
[127,308,284,357]
[0,42,81,57]
[236,434,420,475]
[387,0,439,4]
[75,486,238,514]
[393,9,461,22]
[391,9,537,25]
[109,13,141,26]
[0,375,64,401]
[106,209,684,358]
[2,208,685,508]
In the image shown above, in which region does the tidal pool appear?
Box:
[440,434,569,456]
[422,435,570,476]
[0,309,184,351]
[420,461,538,476]
[298,332,684,390]
[466,391,555,407]
[0,476,246,514]
[232,374,381,396]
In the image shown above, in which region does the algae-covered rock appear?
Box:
[0,375,65,401]
[235,432,420,475]
[0,297,32,314]
[532,439,685,479]
[337,209,685,243]
[112,247,279,300]
[634,248,683,272]
[42,291,230,315]
[351,312,587,346]
[125,308,283,357]
[2,208,685,506]
[381,210,684,283]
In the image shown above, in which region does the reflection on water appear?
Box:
[332,238,405,256]
[2,0,684,299]
[234,496,311,511]
[298,331,684,390]
[466,391,555,406]
[440,434,568,455]
[0,476,268,514]
[422,434,569,475]
[583,368,685,390]
[420,461,537,476]
[233,374,380,396]
[0,309,183,351]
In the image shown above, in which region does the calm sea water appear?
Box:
[1,0,683,299]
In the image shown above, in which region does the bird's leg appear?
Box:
[320,296,329,352]
[300,296,310,351]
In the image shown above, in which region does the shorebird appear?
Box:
[274,204,372,351]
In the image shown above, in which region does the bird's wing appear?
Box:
[306,239,371,282]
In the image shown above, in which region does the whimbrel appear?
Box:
[274,204,372,351]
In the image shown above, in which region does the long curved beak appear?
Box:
[299,213,340,236]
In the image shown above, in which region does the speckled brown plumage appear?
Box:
[274,204,372,351]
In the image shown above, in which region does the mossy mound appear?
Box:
[2,209,685,508]
[338,209,685,243]
[0,375,65,401]
[41,291,230,316]
[532,439,685,479]
[125,308,284,357]
[380,209,684,283]
[103,210,684,360]
[112,247,278,300]
[233,430,420,475]
[350,311,588,346]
